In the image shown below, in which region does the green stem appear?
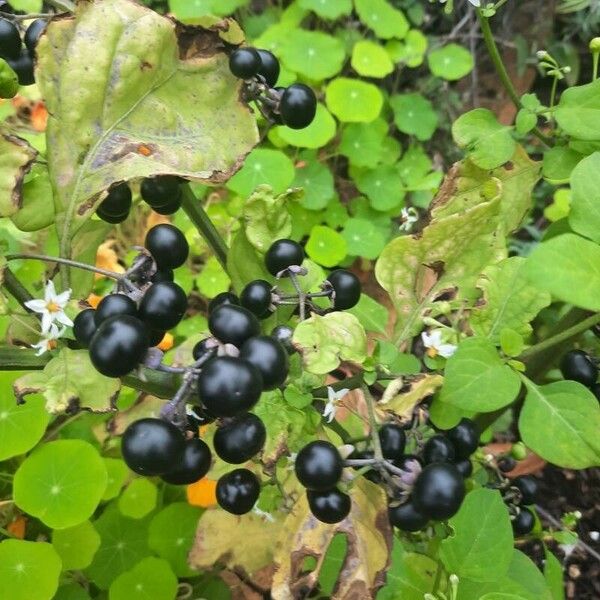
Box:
[593,52,599,81]
[180,184,228,269]
[362,384,384,462]
[1,267,34,309]
[549,76,559,113]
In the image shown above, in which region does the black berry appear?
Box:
[7,49,34,86]
[379,424,406,461]
[208,291,239,313]
[423,435,456,464]
[121,418,185,476]
[412,463,465,520]
[388,501,428,532]
[187,405,216,432]
[240,280,272,318]
[560,350,598,387]
[229,47,260,79]
[197,356,263,417]
[161,438,212,485]
[96,206,128,224]
[94,293,138,327]
[73,309,97,347]
[256,49,280,87]
[239,335,289,390]
[145,224,189,270]
[295,440,343,491]
[147,329,166,347]
[279,83,317,129]
[513,476,538,505]
[265,239,304,276]
[445,418,479,459]
[512,507,535,536]
[192,338,215,361]
[151,195,181,215]
[214,413,266,464]
[208,304,260,347]
[150,269,174,284]
[140,176,181,209]
[0,18,21,60]
[24,19,45,55]
[307,488,351,524]
[97,183,132,218]
[454,458,473,478]
[327,270,361,310]
[216,468,260,515]
[271,325,295,354]
[497,456,516,473]
[138,281,187,330]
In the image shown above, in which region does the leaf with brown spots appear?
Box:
[378,374,444,421]
[0,133,37,218]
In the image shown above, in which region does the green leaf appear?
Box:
[452,109,516,169]
[293,155,335,210]
[471,257,551,342]
[299,0,352,19]
[293,312,367,374]
[347,294,389,334]
[440,337,521,412]
[0,134,37,218]
[542,146,582,185]
[227,229,272,293]
[390,93,438,141]
[227,148,295,198]
[326,78,383,123]
[555,79,600,140]
[9,0,42,10]
[524,233,600,311]
[276,103,337,149]
[118,478,158,519]
[196,255,231,299]
[0,58,19,99]
[14,439,108,529]
[10,164,55,232]
[440,488,514,582]
[515,109,538,135]
[102,458,129,501]
[52,521,101,571]
[519,379,600,469]
[352,164,406,211]
[37,0,258,264]
[544,188,571,222]
[500,329,525,357]
[338,118,388,168]
[0,540,62,600]
[13,348,121,414]
[342,218,387,259]
[428,43,474,80]
[386,30,428,67]
[109,557,178,600]
[86,505,151,589]
[54,583,92,600]
[283,384,314,409]
[544,547,565,600]
[568,152,600,243]
[0,372,50,461]
[351,40,394,78]
[148,503,203,577]
[305,225,347,267]
[280,30,345,80]
[354,0,409,39]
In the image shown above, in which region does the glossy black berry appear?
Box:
[412,463,465,520]
[307,488,351,524]
[454,458,473,478]
[138,281,187,330]
[24,19,45,55]
[161,438,212,485]
[197,356,263,417]
[497,456,516,473]
[208,291,239,313]
[256,49,280,87]
[240,280,272,318]
[388,501,428,532]
[327,270,361,310]
[239,336,289,390]
[295,440,343,491]
[151,196,181,216]
[97,183,132,218]
[89,315,149,377]
[216,468,260,515]
[208,304,260,347]
[145,224,189,270]
[192,338,216,361]
[446,418,479,459]
[279,83,317,129]
[423,435,456,464]
[560,350,598,387]
[265,239,305,276]
[0,18,21,60]
[96,205,128,224]
[271,325,295,354]
[379,424,406,461]
[513,476,538,505]
[94,293,138,327]
[150,269,174,284]
[8,49,34,86]
[121,417,185,476]
[229,47,260,79]
[214,413,266,464]
[512,507,535,536]
[140,175,181,209]
[73,308,97,347]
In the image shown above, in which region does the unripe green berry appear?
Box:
[511,442,527,461]
[589,38,600,53]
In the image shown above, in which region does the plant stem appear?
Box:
[593,51,599,81]
[362,384,384,462]
[180,184,228,269]
[1,267,34,309]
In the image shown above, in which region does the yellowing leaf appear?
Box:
[0,133,37,217]
[379,374,444,419]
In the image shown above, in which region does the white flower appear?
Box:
[323,386,350,423]
[31,323,67,356]
[421,329,457,359]
[399,207,419,232]
[252,506,275,522]
[24,280,73,334]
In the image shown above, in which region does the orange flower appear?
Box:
[157,332,174,352]
[7,516,26,539]
[187,478,217,508]
[31,101,48,132]
[86,293,103,309]
[95,241,125,280]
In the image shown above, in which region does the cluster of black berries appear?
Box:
[96,176,182,224]
[560,349,600,400]
[0,17,44,86]
[228,46,317,130]
[73,224,189,376]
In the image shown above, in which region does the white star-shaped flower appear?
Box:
[323,386,350,423]
[399,207,419,232]
[25,280,73,334]
[31,323,67,356]
[421,329,457,359]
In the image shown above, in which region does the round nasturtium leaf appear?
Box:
[326,78,383,123]
[101,458,129,501]
[342,218,387,260]
[293,155,335,211]
[13,439,108,529]
[354,0,409,39]
[428,43,474,81]
[289,203,326,239]
[351,40,394,78]
[52,520,101,571]
[305,225,347,267]
[227,148,295,198]
[0,373,50,461]
[298,0,352,19]
[0,540,62,600]
[352,165,406,212]
[338,118,389,168]
[390,93,439,141]
[196,256,231,299]
[118,478,158,519]
[148,503,203,577]
[276,103,337,149]
[108,557,178,600]
[386,29,428,67]
[54,583,92,600]
[279,29,345,80]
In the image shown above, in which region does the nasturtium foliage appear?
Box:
[108,557,178,600]
[52,520,101,571]
[428,43,474,80]
[118,478,158,519]
[390,93,439,141]
[326,78,383,122]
